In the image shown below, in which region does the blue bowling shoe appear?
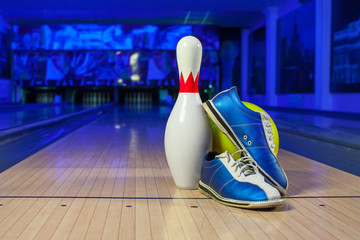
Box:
[203,87,288,195]
[199,151,284,208]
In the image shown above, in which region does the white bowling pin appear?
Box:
[164,36,212,189]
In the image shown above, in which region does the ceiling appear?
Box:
[0,0,289,27]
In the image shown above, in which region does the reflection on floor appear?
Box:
[264,107,360,176]
[265,107,360,149]
[0,103,359,176]
[0,104,95,131]
[0,105,359,239]
[0,104,111,173]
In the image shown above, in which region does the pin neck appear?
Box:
[179,72,199,93]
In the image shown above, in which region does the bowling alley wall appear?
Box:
[242,0,360,113]
[10,25,220,104]
[0,0,359,113]
[0,15,11,103]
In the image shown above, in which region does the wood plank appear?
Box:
[101,199,123,240]
[16,199,62,240]
[0,107,359,240]
[1,198,51,240]
[159,199,186,240]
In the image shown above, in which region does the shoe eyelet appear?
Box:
[244,135,248,140]
[248,141,252,145]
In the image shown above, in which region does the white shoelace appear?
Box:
[229,150,258,177]
[263,114,275,149]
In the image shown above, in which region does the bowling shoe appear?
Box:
[198,151,284,209]
[203,87,288,195]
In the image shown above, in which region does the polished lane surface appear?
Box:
[0,105,359,239]
[0,104,95,131]
[266,108,360,149]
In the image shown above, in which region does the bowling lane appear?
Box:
[1,105,360,239]
[0,105,172,198]
[265,108,360,149]
[263,108,360,176]
[0,104,96,131]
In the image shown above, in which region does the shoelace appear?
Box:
[263,114,275,149]
[229,150,258,177]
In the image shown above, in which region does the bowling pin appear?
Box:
[101,93,105,105]
[97,92,100,105]
[164,36,212,189]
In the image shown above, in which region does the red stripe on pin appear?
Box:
[179,72,199,93]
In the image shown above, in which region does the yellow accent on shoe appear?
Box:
[209,101,279,157]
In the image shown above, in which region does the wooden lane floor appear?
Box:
[0,105,359,239]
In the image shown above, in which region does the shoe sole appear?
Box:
[203,100,287,195]
[198,180,285,209]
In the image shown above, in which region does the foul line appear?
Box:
[0,196,210,200]
[286,196,360,199]
[0,195,359,200]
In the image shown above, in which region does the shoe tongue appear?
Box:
[215,151,230,160]
[215,151,256,177]
[242,166,256,176]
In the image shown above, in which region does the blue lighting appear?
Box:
[12,24,219,50]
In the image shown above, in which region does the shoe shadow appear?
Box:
[256,201,293,212]
[239,201,292,212]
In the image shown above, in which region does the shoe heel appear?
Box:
[198,186,211,198]
[203,101,228,134]
[198,181,213,199]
